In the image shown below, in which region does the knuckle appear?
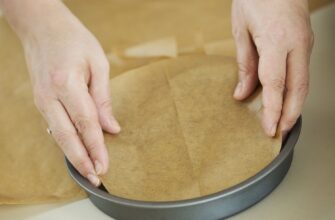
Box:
[290,26,314,47]
[75,117,91,133]
[295,81,309,97]
[262,24,287,45]
[270,28,287,43]
[74,115,96,133]
[99,99,112,110]
[271,78,286,91]
[237,60,257,77]
[263,104,282,115]
[72,158,91,175]
[85,140,100,153]
[262,76,286,92]
[49,70,69,88]
[255,24,288,50]
[294,32,312,46]
[53,129,77,147]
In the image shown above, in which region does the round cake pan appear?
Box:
[66,117,301,220]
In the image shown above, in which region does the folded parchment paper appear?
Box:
[62,0,334,77]
[63,0,234,77]
[0,19,85,204]
[0,0,332,205]
[101,55,281,201]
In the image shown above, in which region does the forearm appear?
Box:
[0,0,75,42]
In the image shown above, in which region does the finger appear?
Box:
[58,80,109,176]
[89,57,121,134]
[38,99,100,186]
[258,47,287,136]
[233,28,259,100]
[279,47,309,134]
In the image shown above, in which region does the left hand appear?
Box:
[232,0,314,136]
[0,0,121,186]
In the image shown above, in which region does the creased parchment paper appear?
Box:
[101,55,281,201]
[0,20,85,204]
[62,0,334,77]
[0,0,331,205]
[63,0,234,77]
[0,85,86,204]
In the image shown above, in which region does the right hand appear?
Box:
[232,0,313,137]
[8,1,121,186]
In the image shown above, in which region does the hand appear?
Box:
[232,0,314,136]
[1,0,121,186]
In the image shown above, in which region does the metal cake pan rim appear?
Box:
[66,117,301,209]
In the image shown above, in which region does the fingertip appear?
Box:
[233,81,244,100]
[234,73,259,101]
[110,117,121,133]
[262,112,278,137]
[71,156,100,186]
[87,173,101,187]
[94,160,103,175]
[101,115,121,134]
[262,124,277,137]
[94,157,109,176]
[279,117,297,136]
[102,161,110,175]
[269,123,277,137]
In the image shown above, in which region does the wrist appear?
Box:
[0,0,74,43]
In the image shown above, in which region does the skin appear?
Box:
[232,0,314,137]
[0,0,121,186]
[0,0,313,186]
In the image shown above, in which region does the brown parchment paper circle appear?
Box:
[101,55,281,202]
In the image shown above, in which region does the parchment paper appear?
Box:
[62,0,334,77]
[101,55,281,201]
[0,0,332,205]
[63,0,234,77]
[0,19,85,204]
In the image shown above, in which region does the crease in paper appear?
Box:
[101,55,281,201]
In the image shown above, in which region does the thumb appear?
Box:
[233,28,259,100]
[89,58,121,134]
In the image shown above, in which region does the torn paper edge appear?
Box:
[204,39,236,56]
[106,52,124,66]
[123,37,177,58]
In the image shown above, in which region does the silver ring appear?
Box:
[46,128,52,135]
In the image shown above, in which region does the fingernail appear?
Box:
[87,173,100,187]
[269,123,277,137]
[234,81,243,97]
[94,160,103,175]
[110,118,121,133]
